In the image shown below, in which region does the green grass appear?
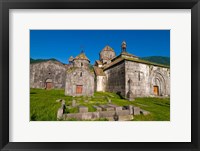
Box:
[30,88,170,121]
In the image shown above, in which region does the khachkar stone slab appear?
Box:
[72,100,76,107]
[79,106,88,113]
[57,99,66,120]
[57,108,64,120]
[128,105,133,115]
[133,106,140,115]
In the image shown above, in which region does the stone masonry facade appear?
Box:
[30,41,170,99]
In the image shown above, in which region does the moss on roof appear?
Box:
[100,45,114,53]
[74,52,90,61]
[125,57,170,68]
[103,57,124,70]
[121,51,138,58]
[66,67,78,73]
[94,66,105,76]
[95,60,103,65]
[103,56,170,70]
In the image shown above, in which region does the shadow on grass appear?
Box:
[31,113,37,121]
[30,92,37,94]
[116,91,124,99]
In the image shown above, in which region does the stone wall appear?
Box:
[65,68,94,96]
[30,61,67,89]
[104,61,126,96]
[100,50,116,64]
[73,59,90,69]
[96,76,106,92]
[125,60,170,99]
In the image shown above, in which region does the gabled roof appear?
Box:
[100,45,114,54]
[120,51,138,58]
[74,52,90,62]
[103,57,124,70]
[95,60,103,65]
[103,55,170,70]
[94,66,105,76]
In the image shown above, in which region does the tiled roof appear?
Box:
[103,56,169,70]
[95,60,103,65]
[100,45,114,53]
[121,51,138,58]
[74,52,90,62]
[103,57,124,70]
[125,57,170,68]
[94,66,105,76]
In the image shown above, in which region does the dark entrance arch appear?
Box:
[45,79,53,90]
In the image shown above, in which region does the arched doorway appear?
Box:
[151,72,166,96]
[153,86,159,96]
[45,79,53,90]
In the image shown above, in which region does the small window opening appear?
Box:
[80,72,82,77]
[138,72,140,81]
[81,63,83,67]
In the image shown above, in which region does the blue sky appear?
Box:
[30,30,170,64]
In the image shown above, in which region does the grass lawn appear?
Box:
[30,88,170,121]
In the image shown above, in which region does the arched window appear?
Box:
[81,63,83,67]
[138,72,140,81]
[80,72,82,77]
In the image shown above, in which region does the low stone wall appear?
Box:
[57,100,150,121]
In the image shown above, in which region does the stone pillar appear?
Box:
[57,108,64,120]
[128,105,133,115]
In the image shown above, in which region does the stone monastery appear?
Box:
[30,41,170,100]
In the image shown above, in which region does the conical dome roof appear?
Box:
[74,52,90,62]
[69,56,74,62]
[100,45,114,53]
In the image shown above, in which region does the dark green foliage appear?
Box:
[140,56,170,66]
[30,58,63,64]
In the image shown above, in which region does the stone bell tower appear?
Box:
[121,41,127,53]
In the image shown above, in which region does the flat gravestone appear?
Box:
[93,105,102,112]
[57,108,63,120]
[107,104,118,108]
[115,106,123,112]
[140,109,150,115]
[106,107,115,111]
[79,106,88,113]
[99,105,107,111]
